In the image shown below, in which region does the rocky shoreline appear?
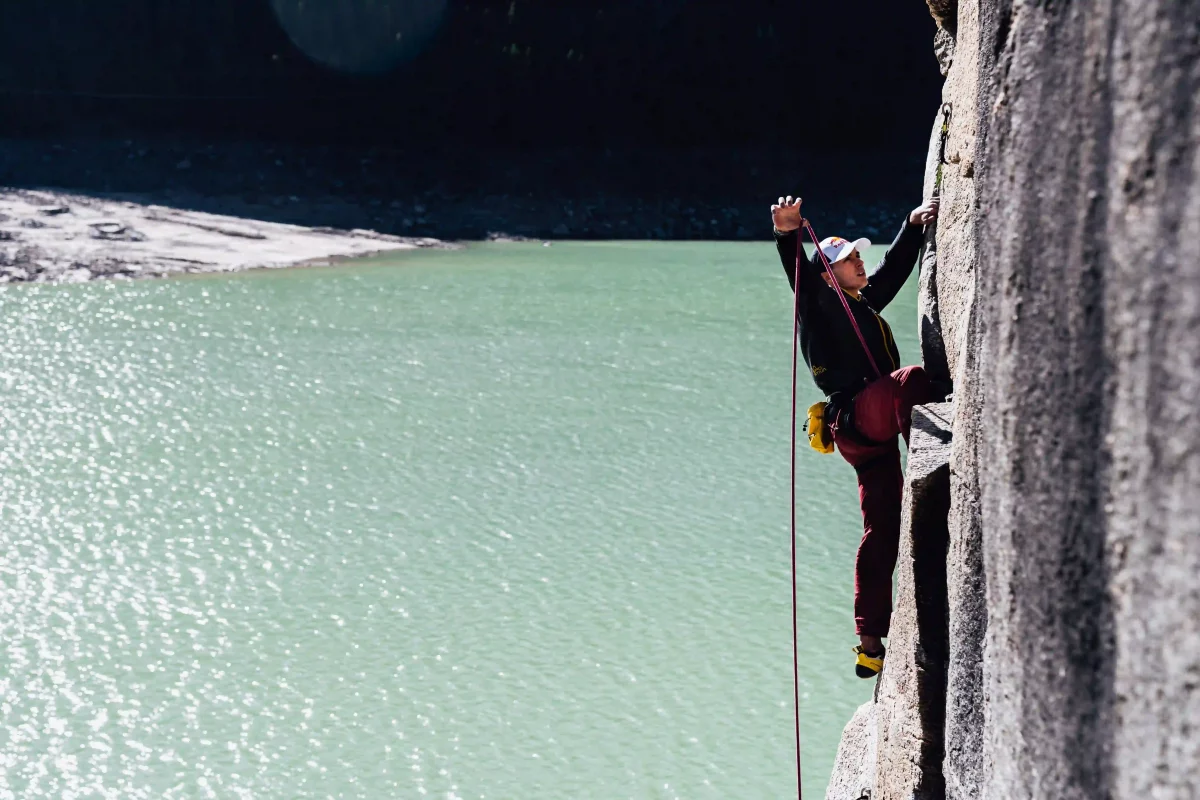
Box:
[0,187,447,283]
[0,136,923,283]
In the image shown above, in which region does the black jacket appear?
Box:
[775,217,925,404]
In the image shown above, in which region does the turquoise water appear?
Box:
[0,241,917,798]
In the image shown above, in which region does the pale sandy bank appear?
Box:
[0,187,450,283]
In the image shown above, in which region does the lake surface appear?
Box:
[0,240,918,798]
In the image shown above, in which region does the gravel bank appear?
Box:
[0,187,446,283]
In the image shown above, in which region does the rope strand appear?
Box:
[803,222,882,380]
[790,227,805,800]
[804,220,913,441]
[790,218,919,799]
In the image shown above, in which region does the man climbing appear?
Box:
[771,194,940,678]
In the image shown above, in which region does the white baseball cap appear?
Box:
[817,236,871,265]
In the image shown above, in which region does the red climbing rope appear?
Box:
[803,221,911,441]
[788,221,889,800]
[803,222,882,380]
[788,221,805,800]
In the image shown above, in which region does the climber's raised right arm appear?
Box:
[772,195,821,294]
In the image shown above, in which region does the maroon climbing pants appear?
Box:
[830,365,934,639]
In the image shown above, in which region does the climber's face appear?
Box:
[823,249,869,294]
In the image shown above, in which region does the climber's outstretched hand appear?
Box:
[909,198,940,226]
[771,195,807,233]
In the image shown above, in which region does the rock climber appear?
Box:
[771,194,941,678]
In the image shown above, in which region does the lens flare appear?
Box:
[270,0,448,75]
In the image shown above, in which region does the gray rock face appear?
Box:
[933,27,955,78]
[941,315,986,800]
[928,0,978,391]
[976,0,1200,797]
[829,1,1199,799]
[876,404,953,800]
[926,3,989,798]
[825,701,877,800]
[824,405,954,800]
[918,111,949,388]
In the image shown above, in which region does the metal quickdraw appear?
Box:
[934,102,953,196]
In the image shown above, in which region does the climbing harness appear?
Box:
[800,221,911,441]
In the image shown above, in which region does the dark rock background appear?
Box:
[0,0,939,149]
[0,0,943,240]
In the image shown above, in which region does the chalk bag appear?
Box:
[804,401,835,454]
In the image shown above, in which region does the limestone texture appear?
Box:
[824,405,954,800]
[825,701,877,800]
[927,3,989,797]
[918,111,949,387]
[875,404,953,800]
[976,0,1200,797]
[826,0,1200,798]
[928,0,977,390]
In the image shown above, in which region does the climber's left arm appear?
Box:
[861,199,939,310]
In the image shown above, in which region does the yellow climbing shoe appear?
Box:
[853,645,884,679]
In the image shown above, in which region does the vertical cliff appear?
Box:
[826,0,1200,797]
[977,0,1199,796]
[925,1,988,796]
[826,404,955,800]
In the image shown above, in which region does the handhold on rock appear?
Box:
[934,26,955,76]
[925,0,957,34]
[20,218,46,229]
[39,206,71,216]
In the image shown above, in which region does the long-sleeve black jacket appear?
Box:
[775,217,925,403]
